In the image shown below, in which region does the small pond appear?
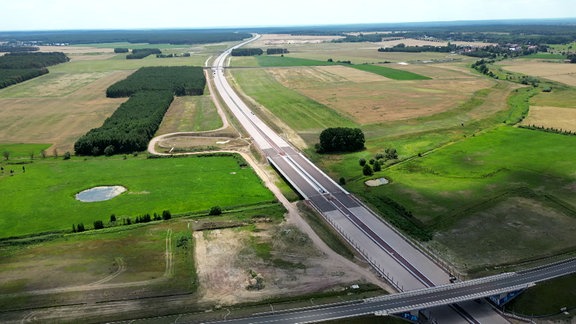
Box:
[365,177,390,187]
[75,186,127,202]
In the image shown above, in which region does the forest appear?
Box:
[0,52,69,89]
[106,66,206,97]
[76,66,206,155]
[74,91,174,156]
[0,30,252,45]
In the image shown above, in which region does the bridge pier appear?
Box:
[488,289,525,307]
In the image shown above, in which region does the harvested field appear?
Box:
[521,106,576,132]
[252,34,344,47]
[38,45,117,61]
[266,66,494,124]
[501,61,576,86]
[0,71,130,153]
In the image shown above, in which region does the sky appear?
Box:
[0,0,575,31]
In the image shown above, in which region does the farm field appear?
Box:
[156,95,222,134]
[520,106,576,132]
[0,42,221,153]
[500,60,576,86]
[0,154,275,238]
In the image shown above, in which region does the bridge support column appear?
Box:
[489,289,525,307]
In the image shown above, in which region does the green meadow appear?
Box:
[349,64,431,80]
[0,154,274,238]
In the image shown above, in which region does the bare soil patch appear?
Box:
[521,106,576,132]
[194,225,366,305]
[501,61,576,86]
[267,66,493,124]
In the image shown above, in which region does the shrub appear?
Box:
[209,206,222,216]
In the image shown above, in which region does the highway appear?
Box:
[209,34,556,323]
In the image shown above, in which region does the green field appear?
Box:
[255,55,337,67]
[231,68,355,132]
[1,143,51,159]
[0,154,274,238]
[523,53,567,60]
[349,64,431,80]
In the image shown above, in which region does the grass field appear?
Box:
[0,154,274,238]
[156,95,222,134]
[338,126,576,270]
[0,143,51,159]
[350,64,431,80]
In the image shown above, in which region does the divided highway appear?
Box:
[207,35,576,323]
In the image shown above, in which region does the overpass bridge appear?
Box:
[206,258,576,323]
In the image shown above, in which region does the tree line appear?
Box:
[266,48,289,55]
[126,48,162,59]
[0,45,39,52]
[231,48,263,56]
[0,52,69,89]
[0,30,252,45]
[106,66,206,97]
[378,43,457,53]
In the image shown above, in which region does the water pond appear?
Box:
[75,186,127,202]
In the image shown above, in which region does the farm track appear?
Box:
[3,230,174,299]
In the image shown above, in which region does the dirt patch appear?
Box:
[194,225,365,305]
[521,106,576,132]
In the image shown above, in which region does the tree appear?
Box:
[359,158,366,166]
[317,127,365,153]
[63,151,71,160]
[339,177,346,185]
[77,223,85,232]
[110,214,117,223]
[362,164,373,176]
[162,210,172,220]
[209,206,222,216]
[104,145,115,156]
[373,160,382,172]
[385,148,398,160]
[94,220,104,230]
[2,151,9,161]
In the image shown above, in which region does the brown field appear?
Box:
[501,60,576,86]
[252,34,344,47]
[0,71,130,153]
[38,45,117,61]
[521,106,576,132]
[266,65,494,124]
